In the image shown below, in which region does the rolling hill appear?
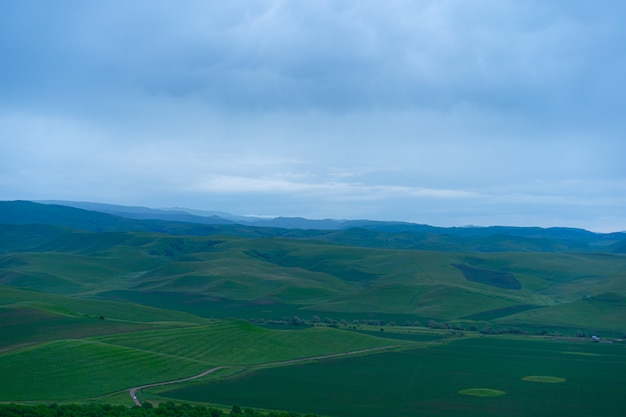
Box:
[2,200,625,334]
[2,199,626,409]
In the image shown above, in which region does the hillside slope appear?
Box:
[1,200,625,332]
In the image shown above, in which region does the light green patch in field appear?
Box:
[458,388,506,397]
[564,351,602,356]
[522,375,566,383]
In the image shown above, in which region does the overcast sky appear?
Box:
[1,1,625,232]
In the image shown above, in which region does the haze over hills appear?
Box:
[1,199,626,335]
[18,200,626,253]
[36,199,626,234]
[34,200,369,229]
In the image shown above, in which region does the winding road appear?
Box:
[129,345,399,406]
[129,366,232,406]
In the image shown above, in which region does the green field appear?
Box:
[161,337,626,417]
[0,320,407,402]
[2,201,626,414]
[93,321,405,366]
[0,339,208,401]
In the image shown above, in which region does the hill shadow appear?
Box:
[452,264,521,290]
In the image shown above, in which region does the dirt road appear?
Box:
[129,366,231,406]
[129,345,398,406]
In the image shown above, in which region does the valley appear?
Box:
[1,201,625,416]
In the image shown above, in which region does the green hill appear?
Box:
[1,200,626,408]
[1,225,624,330]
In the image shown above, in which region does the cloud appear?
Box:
[1,1,625,231]
[3,1,625,118]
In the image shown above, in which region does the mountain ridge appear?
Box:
[1,200,625,254]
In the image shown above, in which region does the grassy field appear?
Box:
[0,285,211,325]
[94,321,405,366]
[0,339,209,401]
[498,292,626,332]
[0,307,168,350]
[0,320,407,402]
[2,205,626,413]
[3,230,626,330]
[160,336,626,417]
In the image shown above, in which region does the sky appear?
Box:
[1,1,625,232]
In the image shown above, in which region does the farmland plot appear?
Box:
[161,337,626,417]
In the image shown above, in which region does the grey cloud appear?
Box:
[1,1,625,232]
[3,1,625,119]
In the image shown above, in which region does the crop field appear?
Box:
[161,336,626,417]
[0,320,405,402]
[94,321,404,366]
[0,339,208,401]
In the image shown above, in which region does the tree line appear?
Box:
[0,402,319,417]
[248,314,620,339]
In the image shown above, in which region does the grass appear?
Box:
[0,250,161,294]
[94,320,405,366]
[0,339,209,401]
[0,285,211,325]
[3,230,626,331]
[346,328,445,342]
[0,307,165,350]
[462,304,544,320]
[452,263,521,289]
[160,336,626,417]
[0,319,406,401]
[3,204,626,414]
[563,351,601,356]
[92,290,312,319]
[311,283,519,319]
[498,293,626,332]
[521,376,566,383]
[458,388,506,397]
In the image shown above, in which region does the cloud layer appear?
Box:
[1,1,625,231]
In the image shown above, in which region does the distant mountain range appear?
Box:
[1,200,624,253]
[34,200,358,229]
